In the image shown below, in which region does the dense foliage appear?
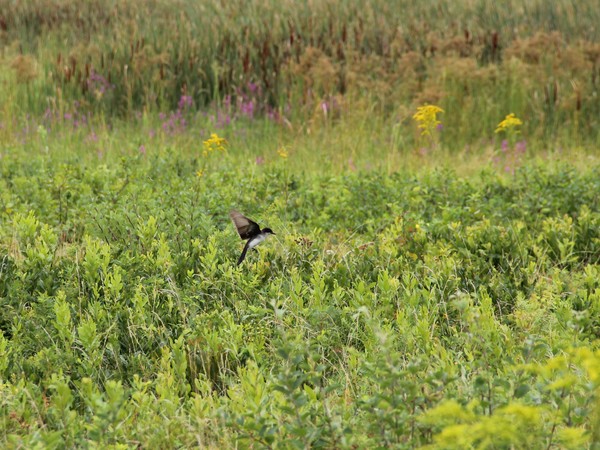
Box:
[1,152,599,447]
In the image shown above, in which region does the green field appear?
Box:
[1,1,600,448]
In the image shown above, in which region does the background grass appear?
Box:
[1,1,600,448]
[2,0,600,153]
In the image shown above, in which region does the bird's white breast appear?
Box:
[248,234,267,249]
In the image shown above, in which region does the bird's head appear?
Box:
[261,228,275,235]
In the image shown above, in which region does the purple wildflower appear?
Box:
[515,140,527,154]
[240,100,255,118]
[178,95,193,110]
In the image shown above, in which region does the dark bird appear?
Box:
[230,210,275,265]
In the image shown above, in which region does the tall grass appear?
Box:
[1,0,600,151]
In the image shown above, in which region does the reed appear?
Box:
[1,0,599,152]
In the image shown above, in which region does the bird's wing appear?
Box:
[230,210,261,239]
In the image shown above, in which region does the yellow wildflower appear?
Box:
[202,133,227,156]
[277,146,288,159]
[196,169,204,177]
[495,113,523,134]
[412,104,444,136]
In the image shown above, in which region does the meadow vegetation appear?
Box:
[1,0,600,448]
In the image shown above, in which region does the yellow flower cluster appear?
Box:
[495,113,523,134]
[277,146,288,159]
[412,104,444,136]
[202,133,227,156]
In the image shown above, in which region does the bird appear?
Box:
[229,210,275,265]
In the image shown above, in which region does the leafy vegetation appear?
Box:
[1,150,599,448]
[1,1,600,448]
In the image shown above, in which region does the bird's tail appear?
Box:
[237,242,250,265]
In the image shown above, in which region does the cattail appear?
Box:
[492,32,499,58]
[289,26,294,46]
[337,42,344,61]
[243,50,250,73]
